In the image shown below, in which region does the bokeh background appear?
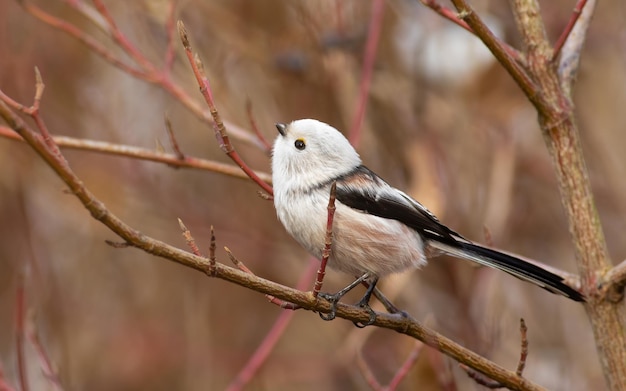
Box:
[1,0,625,390]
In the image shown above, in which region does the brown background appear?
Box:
[1,0,625,390]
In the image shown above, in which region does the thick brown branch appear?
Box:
[0,99,545,391]
[508,1,626,389]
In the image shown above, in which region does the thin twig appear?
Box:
[552,0,588,61]
[27,323,64,390]
[64,0,109,35]
[0,365,17,391]
[357,339,424,391]
[19,1,152,80]
[421,0,472,31]
[447,0,550,114]
[313,182,337,297]
[245,98,272,154]
[0,90,547,391]
[91,0,157,72]
[356,351,383,390]
[420,0,525,66]
[178,218,202,256]
[557,0,596,92]
[387,341,425,390]
[461,318,529,388]
[226,260,318,391]
[209,226,217,276]
[348,0,384,146]
[177,20,274,196]
[164,116,185,160]
[0,126,272,183]
[15,271,29,391]
[163,0,178,74]
[516,319,529,376]
[19,0,263,147]
[483,226,494,248]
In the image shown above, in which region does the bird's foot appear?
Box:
[318,292,341,321]
[352,296,377,328]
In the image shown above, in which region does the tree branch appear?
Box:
[448,0,549,113]
[508,1,626,388]
[0,96,546,391]
[552,0,588,61]
[177,21,274,196]
[557,0,596,92]
[18,0,264,148]
[0,126,272,184]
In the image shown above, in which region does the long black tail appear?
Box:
[429,241,584,302]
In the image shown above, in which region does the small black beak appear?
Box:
[275,123,287,136]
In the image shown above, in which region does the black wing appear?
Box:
[334,165,462,244]
[333,166,584,302]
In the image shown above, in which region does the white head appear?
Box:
[271,119,361,193]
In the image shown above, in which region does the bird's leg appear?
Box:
[318,272,371,321]
[371,285,400,314]
[353,276,379,328]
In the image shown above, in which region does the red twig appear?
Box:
[421,0,472,32]
[178,218,202,256]
[27,325,63,390]
[421,0,525,66]
[426,348,457,391]
[19,1,262,147]
[357,340,424,391]
[0,365,17,391]
[0,126,272,183]
[226,260,318,391]
[483,225,494,248]
[313,182,337,297]
[357,352,383,390]
[177,21,274,196]
[515,319,529,376]
[15,272,29,391]
[348,0,384,146]
[92,0,157,72]
[461,318,529,388]
[552,0,588,61]
[245,98,272,154]
[387,341,425,390]
[335,0,345,37]
[208,226,217,276]
[19,2,151,80]
[164,116,185,160]
[0,68,56,154]
[163,0,178,74]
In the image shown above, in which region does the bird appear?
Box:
[271,119,584,324]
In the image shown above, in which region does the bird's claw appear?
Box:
[353,298,377,328]
[318,292,340,321]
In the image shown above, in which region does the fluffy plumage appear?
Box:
[271,119,584,302]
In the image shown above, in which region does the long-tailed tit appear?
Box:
[271,119,584,321]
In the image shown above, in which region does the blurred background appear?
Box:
[1,0,625,390]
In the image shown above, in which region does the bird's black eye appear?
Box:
[294,139,306,150]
